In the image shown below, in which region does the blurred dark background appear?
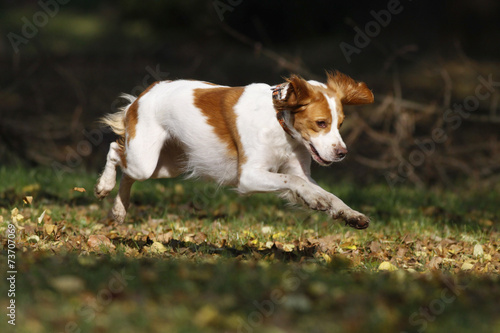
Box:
[1,0,499,187]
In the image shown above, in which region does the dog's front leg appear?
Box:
[293,183,370,230]
[239,170,368,228]
[239,169,369,229]
[238,169,332,210]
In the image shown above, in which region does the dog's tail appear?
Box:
[99,94,136,136]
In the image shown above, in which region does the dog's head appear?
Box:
[274,71,374,166]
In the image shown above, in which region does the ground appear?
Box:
[0,165,499,333]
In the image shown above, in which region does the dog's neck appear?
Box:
[271,83,294,137]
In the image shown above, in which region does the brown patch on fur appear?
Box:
[116,136,127,169]
[273,71,372,139]
[327,71,374,105]
[116,81,161,168]
[273,75,312,113]
[335,95,345,129]
[124,81,159,145]
[193,87,246,175]
[293,91,332,139]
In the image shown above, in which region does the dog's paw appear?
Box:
[335,210,370,229]
[94,177,115,199]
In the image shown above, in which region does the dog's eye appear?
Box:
[316,121,327,129]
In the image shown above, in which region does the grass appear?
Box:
[0,164,499,333]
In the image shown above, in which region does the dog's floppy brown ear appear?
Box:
[327,70,374,105]
[285,75,312,109]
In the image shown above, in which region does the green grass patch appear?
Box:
[0,165,499,332]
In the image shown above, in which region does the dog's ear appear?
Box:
[285,75,312,109]
[327,70,374,105]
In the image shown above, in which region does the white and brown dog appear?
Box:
[95,71,374,229]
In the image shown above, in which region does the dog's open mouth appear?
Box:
[309,144,332,166]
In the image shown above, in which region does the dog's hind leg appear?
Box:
[110,173,135,223]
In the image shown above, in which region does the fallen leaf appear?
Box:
[194,232,208,243]
[72,187,86,193]
[378,261,398,271]
[27,235,40,243]
[157,231,173,243]
[50,276,85,293]
[150,241,167,254]
[473,244,484,257]
[427,256,443,270]
[261,226,273,234]
[323,253,332,264]
[44,224,57,235]
[461,262,474,271]
[37,210,46,224]
[370,241,381,253]
[87,235,116,251]
[23,196,33,204]
[283,243,295,252]
[194,305,219,327]
[174,184,184,195]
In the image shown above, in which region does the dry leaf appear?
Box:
[50,275,85,293]
[44,224,57,235]
[150,241,167,254]
[378,261,398,271]
[72,187,86,193]
[27,235,40,243]
[194,232,208,243]
[323,253,332,264]
[261,226,273,234]
[370,241,381,253]
[473,244,484,257]
[283,243,295,252]
[461,262,474,271]
[37,210,46,224]
[87,235,116,251]
[157,231,173,243]
[23,196,33,204]
[427,256,443,270]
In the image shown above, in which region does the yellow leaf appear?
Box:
[250,239,259,245]
[265,241,274,249]
[72,187,86,193]
[323,253,332,264]
[461,262,474,271]
[378,261,398,271]
[283,243,295,252]
[194,305,219,327]
[272,232,285,239]
[23,196,33,204]
[150,241,167,254]
[44,224,57,235]
[174,184,184,195]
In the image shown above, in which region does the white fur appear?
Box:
[96,79,370,228]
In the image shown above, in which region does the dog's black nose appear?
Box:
[335,147,348,159]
